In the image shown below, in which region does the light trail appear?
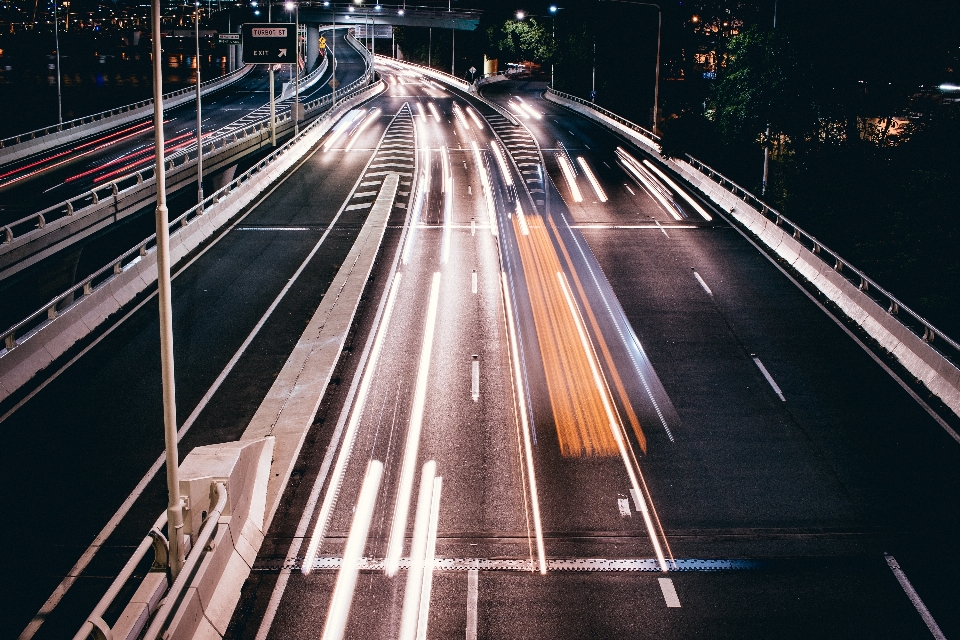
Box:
[616,147,681,220]
[319,459,384,640]
[66,132,196,183]
[402,148,430,264]
[466,106,484,129]
[302,272,404,575]
[427,102,442,122]
[515,202,530,236]
[452,102,470,131]
[440,146,452,263]
[642,159,713,221]
[323,108,365,150]
[500,271,547,574]
[471,141,498,237]
[416,476,443,640]
[91,134,201,183]
[491,142,514,187]
[557,153,583,203]
[555,272,669,573]
[399,462,437,640]
[416,102,427,120]
[344,108,382,151]
[385,272,442,576]
[513,96,542,120]
[576,156,608,202]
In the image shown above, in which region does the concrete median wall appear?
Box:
[0,81,385,405]
[545,89,960,418]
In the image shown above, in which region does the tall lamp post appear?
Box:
[54,0,63,123]
[761,0,777,195]
[194,2,203,205]
[598,0,661,134]
[150,0,186,580]
[285,0,300,135]
[549,4,559,89]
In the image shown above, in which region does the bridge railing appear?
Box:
[1,63,376,357]
[0,35,368,261]
[543,86,960,368]
[0,64,252,156]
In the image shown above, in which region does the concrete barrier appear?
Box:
[0,81,385,405]
[544,88,960,419]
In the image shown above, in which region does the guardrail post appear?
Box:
[37,214,46,229]
[834,259,843,272]
[113,261,122,275]
[67,202,75,215]
[47,304,58,320]
[859,278,869,292]
[2,226,11,243]
[4,333,16,350]
[83,282,93,295]
[924,326,936,343]
[91,192,99,205]
[888,300,898,314]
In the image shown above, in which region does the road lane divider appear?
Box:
[466,568,479,640]
[501,271,547,574]
[658,577,681,607]
[472,355,480,401]
[320,459,384,640]
[752,355,786,402]
[400,461,437,640]
[472,269,478,293]
[885,555,947,640]
[385,272,442,576]
[692,268,713,296]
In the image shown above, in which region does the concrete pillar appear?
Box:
[307,23,319,70]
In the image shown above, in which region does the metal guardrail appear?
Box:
[0,32,362,256]
[1,64,375,356]
[544,86,960,364]
[0,64,252,152]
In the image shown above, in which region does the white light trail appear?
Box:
[471,141,498,237]
[466,106,484,129]
[399,461,437,640]
[491,142,513,186]
[402,148,430,264]
[302,272,404,575]
[427,102,442,122]
[556,272,669,573]
[385,273,442,576]
[319,459,383,640]
[323,109,364,150]
[416,102,427,120]
[344,108,381,151]
[452,102,470,130]
[616,148,681,220]
[441,146,453,263]
[416,476,443,640]
[515,202,530,236]
[513,96,542,120]
[557,154,583,203]
[576,156,608,202]
[642,159,713,221]
[501,272,546,574]
[506,101,528,119]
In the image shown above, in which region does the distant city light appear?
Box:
[939,83,960,93]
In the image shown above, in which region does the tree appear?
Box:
[487,17,555,65]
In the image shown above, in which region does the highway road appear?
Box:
[223,72,960,640]
[3,62,959,640]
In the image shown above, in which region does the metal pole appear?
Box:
[551,17,554,88]
[451,22,455,76]
[269,0,276,146]
[652,8,660,134]
[428,27,431,67]
[54,0,62,123]
[332,7,337,107]
[195,5,203,204]
[151,0,185,580]
[762,0,777,194]
[591,38,595,99]
[294,3,299,135]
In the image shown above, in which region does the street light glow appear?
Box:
[285,1,294,10]
[516,10,525,19]
[550,4,558,12]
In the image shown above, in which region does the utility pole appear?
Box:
[54,0,62,123]
[195,3,203,204]
[762,0,777,195]
[428,27,432,67]
[269,0,276,146]
[150,0,185,580]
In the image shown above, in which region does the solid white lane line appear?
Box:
[556,272,669,572]
[385,272,442,575]
[885,555,947,640]
[301,272,404,576]
[472,270,478,293]
[624,183,635,195]
[501,271,547,574]
[320,460,384,640]
[643,159,713,221]
[653,219,671,238]
[399,462,437,640]
[693,270,713,296]
[617,498,631,517]
[466,568,479,640]
[576,156,608,202]
[752,356,786,402]
[658,577,681,608]
[416,476,443,640]
[472,356,480,402]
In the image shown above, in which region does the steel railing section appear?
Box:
[0,64,253,156]
[0,44,372,261]
[1,68,377,356]
[543,86,960,365]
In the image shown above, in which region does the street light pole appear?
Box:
[150,0,186,580]
[269,0,276,146]
[598,0,660,133]
[195,4,203,205]
[762,0,777,195]
[54,0,63,124]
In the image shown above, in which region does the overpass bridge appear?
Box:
[2,47,960,640]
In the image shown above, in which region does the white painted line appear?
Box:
[624,184,635,195]
[753,356,786,402]
[501,271,547,574]
[617,498,632,517]
[471,218,476,235]
[629,489,643,513]
[472,270,478,294]
[658,577,681,608]
[416,476,443,640]
[653,219,670,238]
[320,460,384,640]
[466,568,479,640]
[400,462,437,640]
[385,273,443,575]
[472,356,480,402]
[468,185,472,195]
[693,270,713,296]
[885,555,947,640]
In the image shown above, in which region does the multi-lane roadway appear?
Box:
[3,60,959,640]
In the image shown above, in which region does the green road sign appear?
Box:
[241,23,297,64]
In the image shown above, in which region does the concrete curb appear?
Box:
[0,81,385,406]
[544,88,960,418]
